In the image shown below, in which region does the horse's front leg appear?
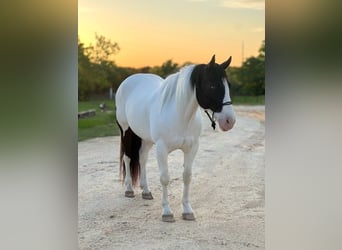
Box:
[182,140,199,220]
[156,141,175,222]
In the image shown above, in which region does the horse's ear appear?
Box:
[220,56,232,69]
[209,54,216,66]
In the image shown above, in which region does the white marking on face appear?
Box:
[214,78,236,131]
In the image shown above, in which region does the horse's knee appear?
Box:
[183,169,192,184]
[160,172,170,186]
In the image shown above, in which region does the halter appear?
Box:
[204,101,232,130]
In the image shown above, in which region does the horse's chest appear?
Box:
[168,136,196,152]
[151,111,202,152]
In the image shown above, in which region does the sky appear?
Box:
[78,0,264,68]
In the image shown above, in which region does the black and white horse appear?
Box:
[115,55,236,222]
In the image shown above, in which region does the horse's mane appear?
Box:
[160,65,196,109]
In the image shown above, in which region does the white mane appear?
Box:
[160,65,196,113]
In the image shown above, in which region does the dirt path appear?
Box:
[78,105,265,250]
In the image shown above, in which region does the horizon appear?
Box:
[78,0,264,68]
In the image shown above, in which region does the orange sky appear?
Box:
[78,0,264,68]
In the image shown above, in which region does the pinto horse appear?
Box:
[115,55,236,222]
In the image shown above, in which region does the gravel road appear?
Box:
[78,105,265,250]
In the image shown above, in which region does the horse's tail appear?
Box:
[117,121,141,187]
[117,121,125,182]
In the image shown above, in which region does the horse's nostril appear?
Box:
[226,119,230,124]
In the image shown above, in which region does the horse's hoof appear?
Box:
[125,191,135,198]
[142,192,153,200]
[182,213,195,221]
[162,214,175,223]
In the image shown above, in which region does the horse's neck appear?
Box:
[177,79,199,122]
[160,65,199,124]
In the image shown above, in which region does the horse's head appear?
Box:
[190,55,236,131]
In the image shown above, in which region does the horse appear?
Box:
[115,55,236,222]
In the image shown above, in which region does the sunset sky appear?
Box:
[78,0,264,68]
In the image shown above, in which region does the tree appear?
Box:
[79,36,265,99]
[258,40,265,59]
[150,59,179,78]
[228,40,265,96]
[227,66,243,96]
[240,56,265,95]
[86,33,120,64]
[78,38,95,100]
[78,34,121,100]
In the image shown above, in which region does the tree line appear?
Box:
[78,34,264,100]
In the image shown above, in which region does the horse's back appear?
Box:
[117,74,162,97]
[116,73,163,140]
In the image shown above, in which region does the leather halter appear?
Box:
[204,101,233,130]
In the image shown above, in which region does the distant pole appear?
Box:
[109,85,113,100]
[242,40,245,65]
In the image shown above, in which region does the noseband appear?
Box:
[204,101,232,130]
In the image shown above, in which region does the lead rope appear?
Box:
[205,110,216,130]
[204,101,233,130]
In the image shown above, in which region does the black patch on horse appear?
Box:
[190,55,231,112]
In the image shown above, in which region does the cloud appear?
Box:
[252,27,265,32]
[220,0,265,10]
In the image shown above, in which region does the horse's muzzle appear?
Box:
[218,117,235,131]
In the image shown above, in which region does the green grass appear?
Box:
[78,95,264,141]
[78,99,120,141]
[232,95,265,105]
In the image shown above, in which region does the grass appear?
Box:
[232,95,265,105]
[78,95,264,141]
[78,99,120,141]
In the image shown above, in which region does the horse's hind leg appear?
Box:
[119,124,142,198]
[117,121,135,198]
[123,155,135,198]
[140,140,153,199]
